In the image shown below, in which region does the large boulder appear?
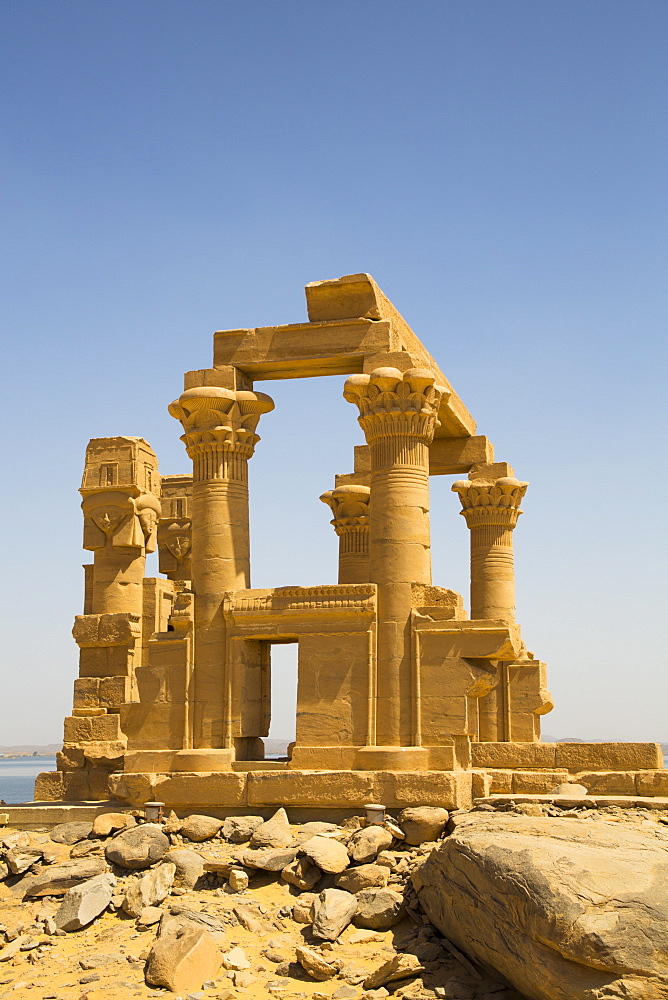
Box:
[335,863,389,893]
[397,806,448,846]
[105,824,169,870]
[49,822,93,845]
[311,887,357,940]
[348,826,393,863]
[164,848,205,890]
[249,808,293,849]
[300,835,350,874]
[145,918,221,993]
[24,857,109,897]
[180,815,224,842]
[222,815,264,843]
[122,862,176,917]
[413,814,668,1000]
[54,873,116,931]
[353,887,404,930]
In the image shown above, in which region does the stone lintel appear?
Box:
[414,621,523,661]
[429,436,494,475]
[472,741,662,771]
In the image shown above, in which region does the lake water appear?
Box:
[0,758,56,804]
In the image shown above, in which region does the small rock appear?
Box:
[282,855,322,891]
[79,953,125,969]
[180,815,224,842]
[354,888,405,930]
[1,831,30,850]
[312,888,358,941]
[293,892,317,924]
[49,822,93,846]
[264,948,288,963]
[227,868,249,892]
[398,807,449,846]
[221,815,264,843]
[137,905,163,926]
[375,852,396,869]
[348,929,385,944]
[123,863,176,917]
[165,848,205,890]
[362,989,389,1000]
[105,823,169,870]
[79,972,101,984]
[162,810,183,834]
[54,873,116,931]
[301,836,350,874]
[364,954,424,990]
[164,906,227,944]
[92,812,136,837]
[233,970,257,987]
[145,920,222,993]
[348,827,393,863]
[333,987,359,999]
[295,945,338,981]
[550,782,589,798]
[0,935,28,962]
[250,807,294,849]
[242,847,298,871]
[222,946,250,971]
[70,839,105,859]
[335,864,389,894]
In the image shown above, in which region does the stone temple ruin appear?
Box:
[36,273,664,812]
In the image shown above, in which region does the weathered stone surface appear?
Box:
[293,892,317,924]
[363,953,424,989]
[281,855,321,890]
[180,814,224,842]
[105,824,169,870]
[550,782,588,798]
[249,808,293,849]
[335,864,389,893]
[24,857,109,897]
[70,839,105,859]
[54,873,116,930]
[164,848,205,889]
[228,867,249,892]
[348,826,393,863]
[221,946,250,970]
[413,814,668,1000]
[353,888,404,930]
[91,812,135,837]
[397,806,448,845]
[145,920,222,993]
[295,822,339,843]
[122,862,176,917]
[295,945,338,981]
[222,815,264,843]
[165,906,227,944]
[49,822,93,845]
[5,847,44,874]
[242,846,298,871]
[301,835,350,873]
[137,905,163,925]
[312,887,358,940]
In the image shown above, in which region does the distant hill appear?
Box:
[0,744,60,754]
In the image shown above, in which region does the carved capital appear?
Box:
[452,477,528,530]
[81,491,161,552]
[168,387,274,481]
[157,516,192,578]
[320,485,370,536]
[343,368,448,448]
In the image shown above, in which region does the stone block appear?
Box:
[636,770,668,797]
[471,743,557,769]
[555,743,662,771]
[512,771,569,794]
[108,772,157,805]
[57,748,85,771]
[78,645,134,678]
[99,675,131,708]
[34,772,64,801]
[152,772,247,809]
[248,770,373,808]
[72,613,141,648]
[575,771,637,796]
[471,772,491,799]
[73,678,100,711]
[486,770,513,793]
[64,715,122,744]
[372,771,472,810]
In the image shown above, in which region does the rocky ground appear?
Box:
[2,793,666,1000]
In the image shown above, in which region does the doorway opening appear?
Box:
[263,640,298,760]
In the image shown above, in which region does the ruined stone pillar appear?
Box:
[169,386,274,749]
[451,477,528,622]
[344,368,447,747]
[80,437,161,617]
[319,485,371,584]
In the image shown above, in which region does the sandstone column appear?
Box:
[80,437,161,617]
[169,386,274,749]
[451,477,528,622]
[344,368,447,747]
[319,485,371,584]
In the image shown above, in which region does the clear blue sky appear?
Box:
[1,1,666,745]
